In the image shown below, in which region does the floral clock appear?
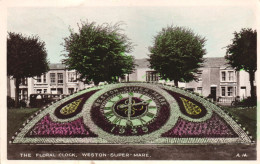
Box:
[11,83,252,144]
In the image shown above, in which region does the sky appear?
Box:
[6,0,257,63]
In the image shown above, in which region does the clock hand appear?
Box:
[126,95,134,127]
[132,101,149,106]
[127,95,132,121]
[118,100,149,109]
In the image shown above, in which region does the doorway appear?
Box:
[210,87,217,101]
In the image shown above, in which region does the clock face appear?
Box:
[90,86,171,136]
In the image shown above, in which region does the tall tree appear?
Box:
[62,21,135,85]
[7,32,49,107]
[225,28,257,98]
[148,26,206,86]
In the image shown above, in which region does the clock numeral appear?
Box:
[111,126,125,134]
[146,112,155,118]
[104,111,114,118]
[111,126,116,133]
[142,126,148,133]
[131,128,137,134]
[119,128,125,134]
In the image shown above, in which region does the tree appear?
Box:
[148,26,206,86]
[225,28,257,98]
[62,21,135,85]
[7,32,49,107]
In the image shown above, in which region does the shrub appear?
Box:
[7,96,15,108]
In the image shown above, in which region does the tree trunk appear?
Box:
[174,80,178,87]
[15,78,21,108]
[249,71,256,99]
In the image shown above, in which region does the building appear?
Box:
[185,58,238,103]
[126,57,255,104]
[8,58,255,105]
[8,63,87,102]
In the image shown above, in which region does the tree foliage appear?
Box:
[7,32,49,107]
[225,28,257,72]
[148,26,206,86]
[62,21,135,85]
[7,32,49,78]
[225,28,257,98]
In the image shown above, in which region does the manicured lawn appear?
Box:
[7,108,40,142]
[222,106,257,140]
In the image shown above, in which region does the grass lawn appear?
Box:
[222,106,257,140]
[7,108,40,142]
[7,106,257,142]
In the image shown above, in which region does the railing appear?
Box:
[217,97,236,103]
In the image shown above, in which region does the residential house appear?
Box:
[125,57,255,104]
[7,64,87,102]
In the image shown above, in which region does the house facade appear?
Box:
[7,63,87,102]
[8,58,255,105]
[125,57,255,104]
[185,58,239,103]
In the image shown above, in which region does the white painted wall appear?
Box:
[239,70,252,98]
[136,68,151,81]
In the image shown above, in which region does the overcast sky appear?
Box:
[7,1,257,63]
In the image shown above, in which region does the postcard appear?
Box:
[1,0,258,163]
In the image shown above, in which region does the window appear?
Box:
[146,71,159,82]
[221,87,226,96]
[36,89,42,93]
[36,76,41,83]
[50,73,56,84]
[19,89,28,100]
[68,88,74,94]
[68,72,77,82]
[19,89,22,100]
[227,87,233,96]
[51,88,56,94]
[58,73,63,84]
[197,87,202,94]
[43,74,46,83]
[197,72,202,81]
[20,78,27,85]
[23,89,28,100]
[228,71,234,81]
[197,87,202,90]
[186,88,195,92]
[57,88,63,94]
[44,89,47,93]
[221,72,226,81]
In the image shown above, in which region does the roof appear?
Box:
[49,63,66,70]
[202,57,229,68]
[48,57,230,70]
[134,57,230,69]
[134,58,150,68]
